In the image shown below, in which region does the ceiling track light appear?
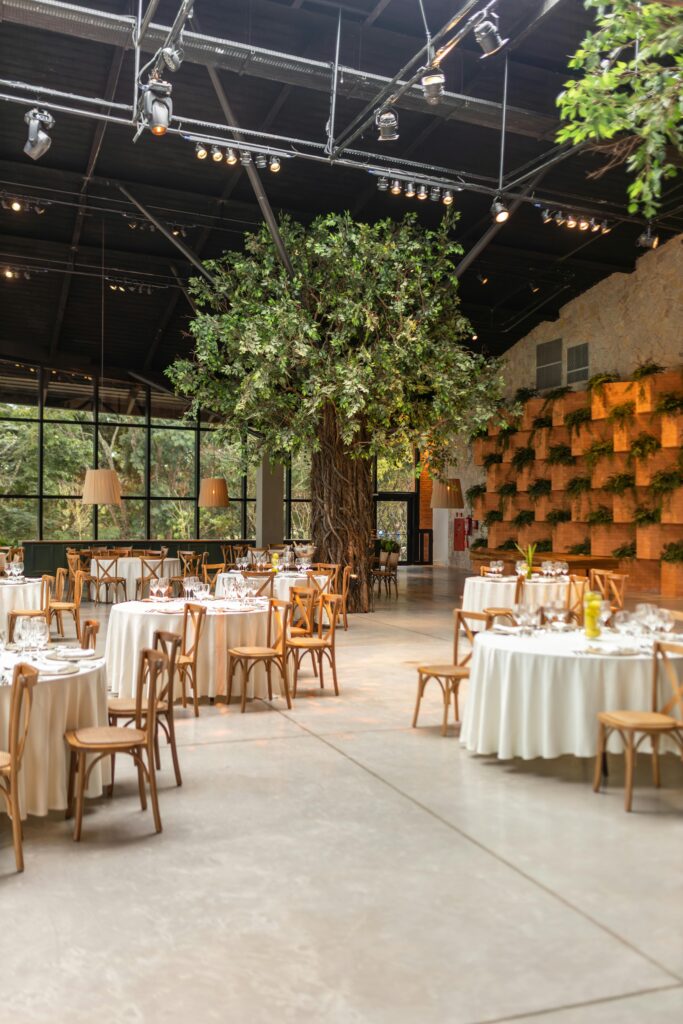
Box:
[541,208,553,224]
[416,184,428,200]
[637,224,659,250]
[421,68,446,106]
[491,197,509,224]
[269,155,281,173]
[226,147,238,165]
[375,108,399,142]
[530,281,540,294]
[141,78,173,136]
[474,12,509,59]
[554,211,566,226]
[390,179,402,196]
[23,108,55,161]
[600,220,611,234]
[442,189,454,206]
[404,181,416,198]
[239,150,252,165]
[430,186,441,202]
[195,142,208,160]
[377,176,389,192]
[566,213,577,228]
[477,273,489,285]
[255,153,268,169]
[161,44,184,72]
[210,145,223,162]
[578,216,590,231]
[590,218,600,232]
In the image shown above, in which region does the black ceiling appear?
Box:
[0,0,681,385]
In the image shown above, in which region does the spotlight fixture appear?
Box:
[141,78,173,136]
[541,208,553,224]
[554,211,566,226]
[34,203,46,215]
[578,216,590,231]
[442,189,454,206]
[566,213,577,228]
[3,268,15,279]
[530,281,540,294]
[637,225,659,250]
[471,332,478,341]
[416,184,428,200]
[255,153,267,169]
[390,179,402,196]
[590,218,600,232]
[491,198,509,223]
[430,186,441,202]
[404,181,416,198]
[23,108,55,161]
[239,150,252,165]
[128,220,138,229]
[477,273,489,285]
[375,108,399,142]
[600,220,611,234]
[10,199,23,212]
[269,155,281,174]
[171,225,187,238]
[161,45,184,72]
[226,147,238,165]
[210,145,223,163]
[474,12,508,58]
[377,176,389,192]
[421,69,446,106]
[195,142,208,160]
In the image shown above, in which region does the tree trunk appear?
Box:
[310,404,373,612]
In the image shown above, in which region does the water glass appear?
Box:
[33,620,49,651]
[598,600,613,629]
[150,580,159,600]
[613,610,632,636]
[158,577,169,599]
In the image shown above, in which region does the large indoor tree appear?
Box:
[167,211,503,610]
[557,0,683,217]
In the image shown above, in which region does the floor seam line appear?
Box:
[466,981,683,1024]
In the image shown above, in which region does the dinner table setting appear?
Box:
[90,554,181,603]
[215,556,328,602]
[0,559,43,632]
[462,560,572,629]
[461,600,682,761]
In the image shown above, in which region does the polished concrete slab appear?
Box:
[1,568,682,1023]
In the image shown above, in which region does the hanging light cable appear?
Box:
[490,53,510,224]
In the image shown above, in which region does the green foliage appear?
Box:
[546,508,571,525]
[535,538,553,552]
[380,538,400,553]
[607,401,636,425]
[499,538,519,551]
[465,482,487,505]
[655,392,683,416]
[511,446,536,470]
[585,439,614,469]
[483,452,504,469]
[470,537,488,550]
[568,539,591,555]
[483,509,503,526]
[603,472,636,495]
[630,431,661,459]
[651,468,683,496]
[564,406,592,434]
[612,540,636,559]
[557,1,683,216]
[587,372,620,395]
[546,444,574,466]
[632,359,665,381]
[528,478,552,502]
[515,542,537,567]
[633,504,661,525]
[495,420,519,451]
[531,414,553,431]
[662,541,683,564]
[167,211,504,480]
[566,475,592,497]
[512,509,535,527]
[587,505,614,525]
[513,387,538,404]
[498,481,518,498]
[542,386,572,404]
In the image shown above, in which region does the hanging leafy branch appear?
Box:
[556,1,683,217]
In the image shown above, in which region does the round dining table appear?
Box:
[0,578,43,634]
[461,629,682,760]
[105,599,272,701]
[0,649,109,818]
[90,556,181,603]
[462,574,570,629]
[215,570,327,602]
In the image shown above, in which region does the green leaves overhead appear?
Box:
[167,211,504,477]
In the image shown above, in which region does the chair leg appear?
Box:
[179,667,187,709]
[66,750,77,817]
[292,652,300,699]
[146,749,162,834]
[266,660,273,700]
[651,734,661,788]
[74,751,87,841]
[452,682,459,724]
[624,732,636,812]
[154,728,161,771]
[280,655,292,710]
[593,723,606,792]
[9,773,24,872]
[73,608,81,644]
[412,673,426,728]
[226,655,234,705]
[166,711,182,787]
[329,650,339,696]
[136,754,148,812]
[240,660,248,713]
[109,752,116,797]
[441,682,450,737]
[191,666,199,718]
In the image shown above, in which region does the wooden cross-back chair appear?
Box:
[67,551,92,602]
[483,606,516,626]
[305,568,334,597]
[7,574,53,642]
[593,640,683,812]
[81,619,100,651]
[176,602,207,717]
[311,563,340,592]
[589,569,628,613]
[0,662,38,871]
[49,569,85,641]
[287,593,343,699]
[92,556,127,604]
[247,547,270,565]
[340,565,352,630]
[203,562,226,590]
[171,550,203,595]
[135,557,166,600]
[242,570,275,597]
[108,630,183,788]
[566,575,588,625]
[227,598,292,713]
[65,648,168,840]
[413,608,492,737]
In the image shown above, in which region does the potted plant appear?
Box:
[512,508,535,528]
[566,474,593,521]
[568,539,590,555]
[520,395,546,431]
[630,432,676,486]
[546,508,571,526]
[607,401,643,452]
[661,541,683,597]
[546,443,577,490]
[535,538,553,553]
[655,392,683,448]
[470,537,488,551]
[588,372,630,419]
[486,523,514,550]
[652,467,683,524]
[498,481,518,520]
[502,429,534,463]
[484,455,514,492]
[584,438,616,484]
[552,388,588,428]
[636,509,680,559]
[635,366,683,413]
[528,478,556,520]
[514,542,537,579]
[472,435,498,465]
[603,472,638,521]
[466,482,487,519]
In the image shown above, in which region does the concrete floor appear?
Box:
[1,567,683,1024]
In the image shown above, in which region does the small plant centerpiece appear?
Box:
[380,538,400,554]
[515,542,537,580]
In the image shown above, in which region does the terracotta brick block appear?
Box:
[591,523,635,557]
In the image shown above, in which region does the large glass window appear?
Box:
[284,451,311,541]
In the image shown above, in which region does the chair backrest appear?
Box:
[181,602,207,663]
[82,619,100,650]
[7,662,38,772]
[385,552,400,571]
[453,609,491,666]
[341,565,352,604]
[267,598,290,655]
[317,594,342,642]
[220,544,233,565]
[70,571,86,609]
[203,562,226,588]
[247,547,269,564]
[116,547,132,557]
[139,557,165,588]
[152,630,181,705]
[242,571,275,596]
[482,606,516,626]
[479,565,492,576]
[290,586,316,635]
[566,575,587,623]
[178,550,201,576]
[67,551,81,578]
[131,548,147,557]
[39,574,54,611]
[133,649,167,741]
[11,546,24,562]
[312,563,340,590]
[306,569,334,595]
[378,549,389,566]
[160,546,169,558]
[54,567,69,601]
[607,572,628,610]
[652,641,683,720]
[94,556,119,584]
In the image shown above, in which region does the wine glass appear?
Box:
[33,620,49,652]
[13,561,23,579]
[613,610,632,636]
[157,576,169,599]
[598,600,613,630]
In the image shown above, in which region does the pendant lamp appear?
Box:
[430,478,464,509]
[198,477,230,507]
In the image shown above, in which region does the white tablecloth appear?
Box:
[462,576,570,628]
[461,630,682,760]
[0,652,109,818]
[0,579,42,633]
[215,571,326,602]
[90,557,181,602]
[105,600,271,700]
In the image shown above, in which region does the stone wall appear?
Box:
[501,234,683,397]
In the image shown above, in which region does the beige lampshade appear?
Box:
[430,478,464,509]
[198,477,230,508]
[82,468,122,506]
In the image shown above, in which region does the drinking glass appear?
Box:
[158,577,169,599]
[598,600,613,630]
[33,620,49,651]
[14,561,23,578]
[150,580,159,600]
[613,611,632,636]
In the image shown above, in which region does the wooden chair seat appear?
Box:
[597,709,680,731]
[418,663,470,679]
[0,751,11,772]
[288,636,332,650]
[9,607,45,619]
[65,725,146,749]
[107,697,169,716]
[228,645,278,659]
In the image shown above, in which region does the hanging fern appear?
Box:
[612,541,636,559]
[630,432,661,460]
[511,446,536,470]
[483,509,503,526]
[607,400,636,425]
[568,539,590,555]
[651,469,683,496]
[564,406,592,434]
[535,538,553,552]
[512,509,535,527]
[531,414,553,431]
[465,482,487,505]
[587,505,614,525]
[566,475,591,496]
[584,439,614,470]
[546,444,574,466]
[470,537,488,550]
[632,359,665,381]
[527,478,552,502]
[499,538,519,551]
[587,371,620,396]
[633,505,661,525]
[542,385,572,405]
[662,541,683,564]
[498,481,518,497]
[655,392,683,416]
[546,508,571,525]
[496,420,519,451]
[514,387,539,404]
[603,473,636,495]
[482,452,503,469]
